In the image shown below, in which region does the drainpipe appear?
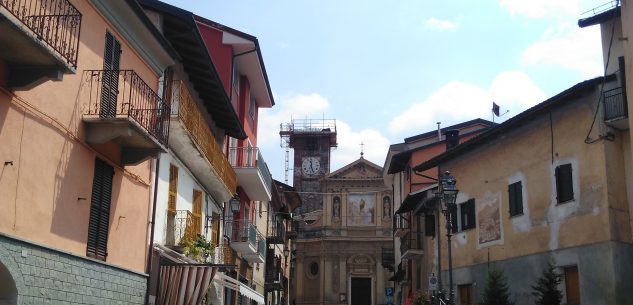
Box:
[145,157,161,305]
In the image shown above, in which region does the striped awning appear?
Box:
[157,264,217,305]
[239,282,265,305]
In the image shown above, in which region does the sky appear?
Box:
[164,0,611,184]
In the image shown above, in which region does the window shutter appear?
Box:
[168,164,178,213]
[449,204,458,233]
[101,32,121,118]
[192,189,203,235]
[508,182,523,216]
[211,215,220,245]
[556,164,574,203]
[425,214,436,237]
[87,158,114,260]
[460,199,476,230]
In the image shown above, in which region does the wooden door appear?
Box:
[351,277,372,305]
[565,266,580,305]
[458,284,473,305]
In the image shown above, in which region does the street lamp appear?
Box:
[439,171,458,305]
[283,246,290,258]
[229,194,241,214]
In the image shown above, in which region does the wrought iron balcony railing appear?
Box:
[226,219,257,247]
[165,210,200,246]
[400,231,423,257]
[228,147,273,191]
[83,70,170,146]
[171,80,237,192]
[0,0,82,67]
[603,86,628,121]
[211,244,234,265]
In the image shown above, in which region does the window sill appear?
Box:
[510,212,524,218]
[556,198,575,205]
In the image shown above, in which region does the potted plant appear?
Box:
[181,234,215,263]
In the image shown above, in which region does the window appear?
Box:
[555,163,574,203]
[425,214,436,237]
[232,66,240,95]
[450,199,475,232]
[101,32,121,118]
[309,262,319,276]
[192,189,203,235]
[249,94,256,119]
[211,213,220,245]
[460,199,476,230]
[87,158,114,260]
[508,181,524,216]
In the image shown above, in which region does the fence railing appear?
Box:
[171,81,237,193]
[228,147,273,193]
[165,210,197,246]
[212,244,234,265]
[401,231,423,254]
[83,70,170,146]
[226,219,257,248]
[0,0,82,67]
[603,86,627,121]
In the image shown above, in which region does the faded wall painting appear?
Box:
[477,193,503,247]
[348,193,376,226]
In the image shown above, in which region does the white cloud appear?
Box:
[331,121,391,170]
[388,71,546,135]
[424,17,458,30]
[499,0,579,18]
[521,24,603,77]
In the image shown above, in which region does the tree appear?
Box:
[532,263,563,305]
[479,268,514,305]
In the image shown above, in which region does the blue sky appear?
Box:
[164,0,609,183]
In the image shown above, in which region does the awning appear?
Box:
[212,272,240,291]
[395,184,437,214]
[157,264,217,305]
[239,282,265,304]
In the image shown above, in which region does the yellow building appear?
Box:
[414,75,632,305]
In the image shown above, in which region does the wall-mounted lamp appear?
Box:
[229,194,240,214]
[283,246,290,258]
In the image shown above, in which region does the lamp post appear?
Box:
[229,194,241,214]
[439,171,458,305]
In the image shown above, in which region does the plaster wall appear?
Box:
[437,91,628,270]
[0,0,168,273]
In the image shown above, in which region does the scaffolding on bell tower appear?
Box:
[279,118,338,184]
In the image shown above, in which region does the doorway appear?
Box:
[351,277,371,305]
[0,261,17,305]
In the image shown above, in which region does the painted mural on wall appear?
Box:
[477,193,503,247]
[348,193,375,226]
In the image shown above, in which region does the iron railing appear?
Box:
[83,70,170,146]
[211,244,234,265]
[165,210,197,246]
[401,231,423,254]
[382,247,394,270]
[0,0,82,67]
[256,232,266,259]
[171,81,237,193]
[226,219,257,248]
[228,147,273,193]
[267,220,285,244]
[603,86,628,121]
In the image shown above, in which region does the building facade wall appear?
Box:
[0,234,147,305]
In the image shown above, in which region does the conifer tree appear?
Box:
[478,268,514,305]
[532,263,563,305]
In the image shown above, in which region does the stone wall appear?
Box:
[0,234,147,305]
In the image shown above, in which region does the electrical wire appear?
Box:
[585,0,620,144]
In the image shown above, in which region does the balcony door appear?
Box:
[100,32,121,118]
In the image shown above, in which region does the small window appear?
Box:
[460,199,476,231]
[424,214,436,237]
[449,204,458,233]
[310,262,319,276]
[249,94,256,119]
[555,163,574,203]
[508,181,524,217]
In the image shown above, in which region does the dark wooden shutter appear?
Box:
[508,181,523,216]
[100,32,121,118]
[449,204,458,233]
[460,199,475,230]
[87,158,114,260]
[556,164,574,203]
[424,214,436,237]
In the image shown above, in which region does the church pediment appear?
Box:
[326,158,383,180]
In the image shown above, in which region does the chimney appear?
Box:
[444,129,459,150]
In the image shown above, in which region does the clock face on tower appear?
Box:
[301,157,320,176]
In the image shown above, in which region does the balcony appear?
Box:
[382,247,394,272]
[169,81,236,202]
[229,147,272,201]
[265,257,286,291]
[400,232,423,259]
[82,70,169,165]
[211,244,234,266]
[243,232,265,263]
[0,0,81,88]
[267,221,285,244]
[603,86,628,130]
[227,220,257,256]
[165,210,200,247]
[394,214,409,238]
